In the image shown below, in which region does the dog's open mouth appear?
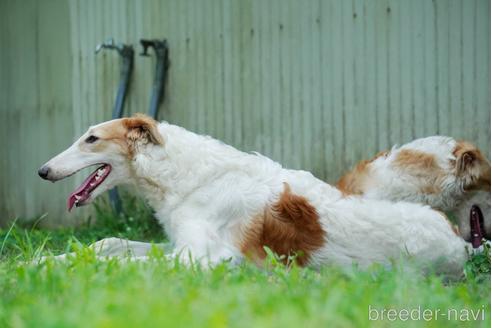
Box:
[67,164,112,211]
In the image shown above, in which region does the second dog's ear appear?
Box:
[123,114,164,146]
[454,141,491,191]
[454,142,483,175]
[457,150,478,173]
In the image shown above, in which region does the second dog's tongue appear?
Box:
[470,205,484,248]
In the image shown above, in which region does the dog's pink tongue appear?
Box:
[67,194,77,212]
[67,191,89,212]
[67,173,96,211]
[67,194,78,212]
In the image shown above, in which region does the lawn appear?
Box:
[0,198,490,328]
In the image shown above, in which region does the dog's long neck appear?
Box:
[130,122,279,213]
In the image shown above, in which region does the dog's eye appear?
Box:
[85,135,99,144]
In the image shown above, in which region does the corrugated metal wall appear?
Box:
[0,0,76,224]
[1,0,490,225]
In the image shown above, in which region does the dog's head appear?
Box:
[455,190,491,241]
[38,114,163,211]
[451,141,491,241]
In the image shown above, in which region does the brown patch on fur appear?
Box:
[91,120,129,153]
[453,141,491,192]
[336,151,388,195]
[392,149,446,194]
[393,149,440,174]
[90,114,163,157]
[122,113,164,146]
[239,183,325,266]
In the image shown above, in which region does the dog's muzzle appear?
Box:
[38,166,50,180]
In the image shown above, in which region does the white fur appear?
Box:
[41,122,471,276]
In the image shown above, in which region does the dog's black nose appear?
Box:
[38,166,50,179]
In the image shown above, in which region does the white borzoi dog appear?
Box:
[38,115,471,275]
[337,136,491,242]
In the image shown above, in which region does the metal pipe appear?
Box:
[139,39,169,119]
[95,38,134,214]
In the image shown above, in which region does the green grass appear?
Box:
[0,196,490,328]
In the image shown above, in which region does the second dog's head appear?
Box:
[447,140,490,240]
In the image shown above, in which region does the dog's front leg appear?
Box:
[169,222,242,267]
[35,238,171,263]
[88,237,171,257]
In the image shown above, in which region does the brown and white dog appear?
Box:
[337,136,491,242]
[38,117,472,276]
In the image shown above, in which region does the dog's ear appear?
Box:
[454,141,491,190]
[457,149,479,173]
[455,142,482,174]
[123,114,164,146]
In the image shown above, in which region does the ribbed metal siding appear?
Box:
[1,0,490,224]
[0,0,75,224]
[69,0,491,178]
